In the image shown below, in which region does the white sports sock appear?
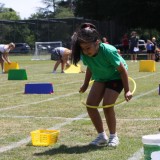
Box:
[110,133,117,138]
[99,131,107,138]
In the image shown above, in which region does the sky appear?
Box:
[0,0,44,19]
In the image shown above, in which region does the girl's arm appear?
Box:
[2,52,11,64]
[79,67,92,93]
[117,62,132,101]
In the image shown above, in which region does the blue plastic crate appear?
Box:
[25,83,54,94]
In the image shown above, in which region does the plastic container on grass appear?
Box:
[31,129,60,146]
[142,134,160,160]
[4,62,19,73]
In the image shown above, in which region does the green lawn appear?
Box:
[0,55,159,160]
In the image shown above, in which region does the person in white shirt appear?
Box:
[0,42,15,73]
[51,47,71,73]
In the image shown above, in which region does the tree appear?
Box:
[33,0,74,18]
[74,0,160,30]
[0,7,20,20]
[0,4,21,43]
[54,6,74,18]
[0,4,36,46]
[35,0,61,18]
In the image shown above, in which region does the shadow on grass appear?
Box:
[34,144,114,156]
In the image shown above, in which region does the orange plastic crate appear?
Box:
[31,129,60,146]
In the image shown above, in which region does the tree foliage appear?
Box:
[74,0,160,30]
[0,3,31,44]
[0,6,20,20]
[30,0,74,19]
[54,6,74,18]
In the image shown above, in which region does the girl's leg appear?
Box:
[53,60,61,72]
[60,60,65,73]
[103,88,119,134]
[0,57,4,72]
[87,81,105,133]
[103,88,120,147]
[86,82,107,146]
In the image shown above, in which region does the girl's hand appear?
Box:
[8,61,11,64]
[65,63,70,69]
[125,91,132,102]
[79,83,89,93]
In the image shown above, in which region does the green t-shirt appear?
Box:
[81,43,128,82]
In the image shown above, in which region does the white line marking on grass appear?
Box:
[0,80,83,99]
[118,118,160,121]
[0,86,157,112]
[0,82,23,87]
[0,79,83,111]
[0,115,90,120]
[0,137,31,153]
[127,148,144,160]
[132,88,158,100]
[0,86,158,153]
[0,76,63,87]
[134,71,160,80]
[1,115,160,122]
[0,92,79,111]
[0,113,88,153]
[127,89,158,160]
[0,86,80,100]
[0,91,23,99]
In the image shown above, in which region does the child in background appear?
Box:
[71,23,132,147]
[0,42,15,73]
[146,40,153,60]
[50,47,71,73]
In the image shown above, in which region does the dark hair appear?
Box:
[71,23,101,65]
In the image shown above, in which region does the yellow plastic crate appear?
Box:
[4,62,19,73]
[31,129,60,146]
[64,64,81,73]
[139,60,156,72]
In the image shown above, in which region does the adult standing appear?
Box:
[122,34,129,54]
[129,31,139,62]
[151,37,157,60]
[146,40,153,60]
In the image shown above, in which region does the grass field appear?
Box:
[0,55,160,160]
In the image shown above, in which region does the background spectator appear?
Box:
[146,39,153,60]
[122,34,129,54]
[102,37,109,44]
[129,31,139,62]
[151,37,157,60]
